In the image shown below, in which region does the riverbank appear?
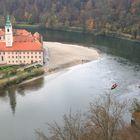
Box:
[0,40,140,140]
[97,31,140,43]
[15,24,140,43]
[0,66,44,89]
[44,42,99,73]
[20,42,99,85]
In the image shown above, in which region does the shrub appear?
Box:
[0,68,44,89]
[0,79,9,88]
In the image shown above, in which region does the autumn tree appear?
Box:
[0,0,139,37]
[86,18,96,31]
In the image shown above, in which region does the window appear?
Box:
[1,56,4,61]
[7,29,9,32]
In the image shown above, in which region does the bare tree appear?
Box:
[36,94,127,140]
[88,95,127,140]
[36,111,84,140]
[36,129,48,140]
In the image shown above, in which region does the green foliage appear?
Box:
[0,66,44,89]
[0,65,20,78]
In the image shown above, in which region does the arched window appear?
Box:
[7,29,9,32]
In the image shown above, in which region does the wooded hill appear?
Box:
[0,0,140,38]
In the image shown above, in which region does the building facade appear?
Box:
[0,16,44,65]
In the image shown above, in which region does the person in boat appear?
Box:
[111,83,118,90]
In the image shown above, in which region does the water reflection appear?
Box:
[0,29,138,140]
[0,89,16,114]
[17,77,44,95]
[8,88,16,114]
[0,77,44,114]
[31,29,140,64]
[0,54,139,140]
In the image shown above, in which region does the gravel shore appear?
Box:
[20,42,99,85]
[44,42,99,73]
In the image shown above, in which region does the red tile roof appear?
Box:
[0,41,43,51]
[13,36,35,42]
[14,29,31,36]
[0,29,43,51]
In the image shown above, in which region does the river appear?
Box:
[0,30,140,140]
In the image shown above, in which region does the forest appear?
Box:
[0,0,140,39]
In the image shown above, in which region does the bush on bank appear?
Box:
[0,68,44,89]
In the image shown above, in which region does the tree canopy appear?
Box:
[0,0,140,38]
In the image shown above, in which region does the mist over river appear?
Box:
[0,30,140,140]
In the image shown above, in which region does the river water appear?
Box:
[0,30,140,140]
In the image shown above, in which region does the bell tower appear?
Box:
[5,15,13,47]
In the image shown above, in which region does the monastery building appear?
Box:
[0,16,44,65]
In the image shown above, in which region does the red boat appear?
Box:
[111,83,118,90]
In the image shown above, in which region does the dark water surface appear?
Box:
[0,30,140,140]
[40,30,140,63]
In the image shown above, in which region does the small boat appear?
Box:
[111,83,118,90]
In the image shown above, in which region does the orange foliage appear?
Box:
[132,111,140,128]
[86,18,96,31]
[131,0,140,13]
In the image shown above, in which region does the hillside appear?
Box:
[0,0,140,38]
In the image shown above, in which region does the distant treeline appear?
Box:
[0,0,140,38]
